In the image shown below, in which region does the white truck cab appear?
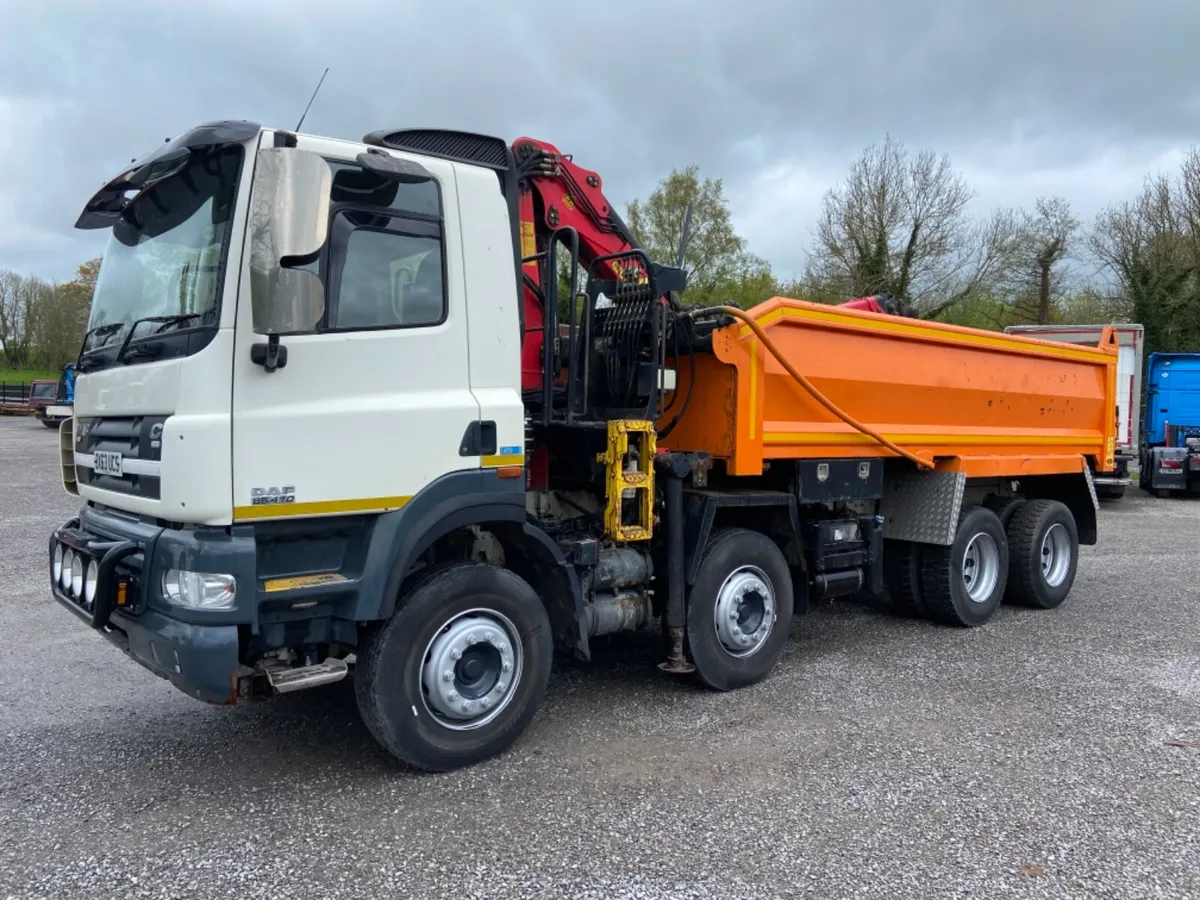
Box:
[68,122,524,526]
[50,122,544,768]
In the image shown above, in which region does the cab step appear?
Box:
[265,657,349,694]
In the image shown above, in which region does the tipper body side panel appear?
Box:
[662,298,1118,478]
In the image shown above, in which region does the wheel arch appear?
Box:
[1017,471,1099,546]
[371,470,526,620]
[367,470,588,662]
[683,490,802,586]
[488,521,589,662]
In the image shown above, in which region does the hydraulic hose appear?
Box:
[691,305,934,470]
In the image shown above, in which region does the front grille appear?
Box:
[73,415,167,500]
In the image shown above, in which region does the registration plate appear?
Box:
[93,451,124,477]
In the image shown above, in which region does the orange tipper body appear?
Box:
[662,297,1120,479]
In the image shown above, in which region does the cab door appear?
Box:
[230,132,479,522]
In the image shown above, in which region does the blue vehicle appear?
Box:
[1140,353,1200,496]
[35,362,75,428]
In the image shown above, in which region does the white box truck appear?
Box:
[1005,323,1144,498]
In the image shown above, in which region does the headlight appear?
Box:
[162,569,236,610]
[52,544,64,584]
[84,560,99,605]
[70,554,84,598]
[61,550,75,589]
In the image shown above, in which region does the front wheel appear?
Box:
[355,562,553,772]
[686,528,794,691]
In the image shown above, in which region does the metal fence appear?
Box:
[0,382,32,406]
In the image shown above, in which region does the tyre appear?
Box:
[686,528,794,691]
[354,562,553,772]
[41,417,60,429]
[984,496,1025,530]
[1004,499,1079,609]
[882,539,926,617]
[919,505,1009,627]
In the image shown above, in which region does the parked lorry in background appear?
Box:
[46,120,1117,771]
[1139,352,1200,497]
[34,363,75,428]
[1005,324,1143,499]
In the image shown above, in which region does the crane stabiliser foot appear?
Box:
[658,626,695,675]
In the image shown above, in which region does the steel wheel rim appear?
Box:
[1041,523,1072,587]
[962,532,1000,604]
[713,565,776,658]
[420,607,523,732]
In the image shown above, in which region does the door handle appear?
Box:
[459,421,497,457]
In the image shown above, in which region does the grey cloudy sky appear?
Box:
[2,0,1196,284]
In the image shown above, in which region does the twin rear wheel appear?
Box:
[883,499,1079,626]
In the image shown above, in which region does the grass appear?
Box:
[0,367,60,384]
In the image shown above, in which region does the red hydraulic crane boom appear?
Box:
[511,136,915,391]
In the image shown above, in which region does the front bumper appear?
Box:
[48,515,243,705]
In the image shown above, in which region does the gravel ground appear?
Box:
[1,415,1198,900]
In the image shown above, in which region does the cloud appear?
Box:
[1,0,1196,285]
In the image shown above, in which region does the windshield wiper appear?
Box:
[75,323,127,371]
[77,322,123,355]
[114,313,204,363]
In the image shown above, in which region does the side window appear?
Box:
[317,159,447,331]
[327,211,445,329]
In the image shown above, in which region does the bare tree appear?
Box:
[0,260,100,371]
[33,260,98,368]
[1088,151,1200,353]
[806,135,1021,316]
[1005,196,1080,324]
[0,269,22,364]
[0,269,43,367]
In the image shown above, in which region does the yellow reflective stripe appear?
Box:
[263,573,349,593]
[520,221,536,260]
[748,339,758,439]
[764,431,1098,446]
[233,495,412,521]
[738,306,1113,363]
[482,453,524,467]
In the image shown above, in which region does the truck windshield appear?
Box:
[81,144,245,361]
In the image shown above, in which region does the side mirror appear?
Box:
[248,147,332,335]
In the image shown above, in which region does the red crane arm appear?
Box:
[509,136,917,390]
[513,137,655,390]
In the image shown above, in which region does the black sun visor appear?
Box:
[75,119,261,230]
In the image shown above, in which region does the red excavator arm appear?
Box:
[511,137,916,390]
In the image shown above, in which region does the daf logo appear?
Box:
[251,485,296,506]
